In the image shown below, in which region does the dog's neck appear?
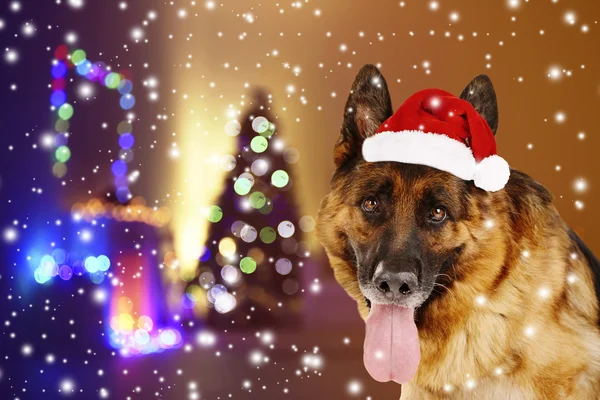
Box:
[408,191,600,397]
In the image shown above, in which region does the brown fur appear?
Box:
[316,65,600,399]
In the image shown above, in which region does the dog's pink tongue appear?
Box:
[363,304,420,384]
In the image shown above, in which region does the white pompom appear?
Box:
[473,155,510,192]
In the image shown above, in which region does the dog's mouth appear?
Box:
[363,302,421,385]
[360,282,434,385]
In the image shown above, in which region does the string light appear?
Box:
[49,45,137,202]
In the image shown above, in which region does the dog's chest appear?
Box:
[415,310,518,391]
[402,376,536,400]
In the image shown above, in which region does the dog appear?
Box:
[316,64,600,399]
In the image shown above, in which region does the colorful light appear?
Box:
[55,146,71,163]
[111,160,127,177]
[51,62,67,78]
[104,72,120,89]
[50,90,66,107]
[250,136,268,153]
[49,46,138,202]
[58,103,74,120]
[118,79,133,94]
[218,237,237,258]
[240,256,257,274]
[206,205,223,223]
[118,133,134,149]
[249,191,266,209]
[33,251,110,284]
[71,49,87,65]
[234,177,253,195]
[271,170,290,188]
[277,220,295,238]
[119,93,135,110]
[259,227,276,244]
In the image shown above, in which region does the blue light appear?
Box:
[116,186,131,203]
[50,91,67,107]
[97,255,110,271]
[134,329,150,345]
[51,62,67,78]
[34,268,51,284]
[199,247,211,262]
[118,80,133,95]
[119,94,136,110]
[84,256,99,273]
[114,176,128,188]
[72,261,85,276]
[59,265,73,281]
[160,330,176,346]
[54,133,68,146]
[76,60,92,76]
[90,271,105,284]
[52,248,67,264]
[111,160,127,177]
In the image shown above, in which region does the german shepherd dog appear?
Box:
[316,65,600,399]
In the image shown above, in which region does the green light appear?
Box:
[250,136,268,153]
[206,205,223,223]
[252,116,269,134]
[234,178,252,196]
[259,227,276,244]
[271,170,289,188]
[240,257,257,274]
[71,49,87,66]
[58,103,74,120]
[104,72,121,89]
[249,191,266,209]
[259,122,276,138]
[55,146,71,163]
[258,199,273,215]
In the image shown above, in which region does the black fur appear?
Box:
[569,229,600,323]
[459,74,499,135]
[335,64,393,168]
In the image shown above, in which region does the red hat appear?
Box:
[362,88,510,192]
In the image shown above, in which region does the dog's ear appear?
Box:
[334,64,393,168]
[459,74,499,135]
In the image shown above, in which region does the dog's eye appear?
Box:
[429,206,447,223]
[361,197,379,214]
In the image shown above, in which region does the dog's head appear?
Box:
[316,65,500,317]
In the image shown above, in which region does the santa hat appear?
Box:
[362,88,510,192]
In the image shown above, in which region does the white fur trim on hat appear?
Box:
[362,130,510,192]
[473,155,510,192]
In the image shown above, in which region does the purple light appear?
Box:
[116,186,131,203]
[111,160,127,177]
[54,133,68,147]
[118,133,135,149]
[59,265,73,281]
[113,176,128,188]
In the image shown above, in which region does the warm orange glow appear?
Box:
[71,197,171,227]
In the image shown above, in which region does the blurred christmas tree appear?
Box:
[186,89,309,329]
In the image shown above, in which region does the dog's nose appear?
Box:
[373,270,418,297]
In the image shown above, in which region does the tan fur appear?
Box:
[317,166,600,399]
[317,66,600,399]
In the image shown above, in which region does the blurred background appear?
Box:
[0,0,598,398]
